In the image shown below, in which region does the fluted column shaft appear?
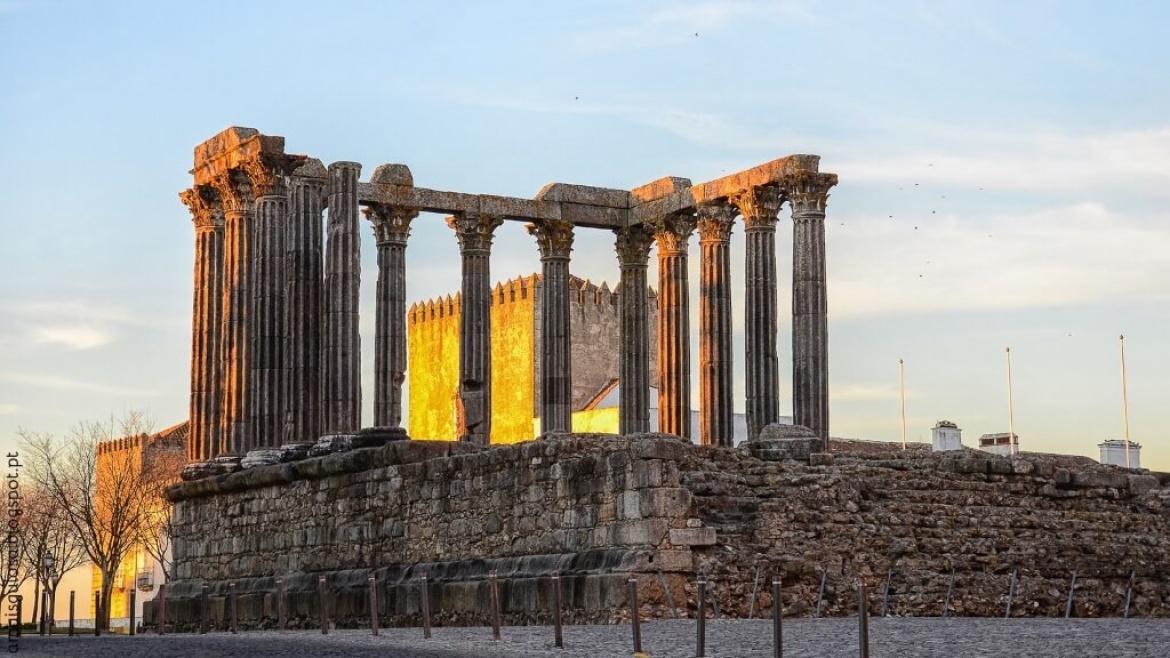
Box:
[790,174,836,448]
[615,226,654,435]
[181,186,224,462]
[366,204,418,428]
[285,162,326,444]
[215,171,254,456]
[449,213,504,445]
[529,219,575,434]
[733,186,783,441]
[249,177,290,449]
[651,213,697,439]
[324,162,363,433]
[697,203,736,446]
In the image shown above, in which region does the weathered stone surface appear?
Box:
[239,447,283,469]
[308,433,358,457]
[669,527,717,546]
[179,455,242,481]
[278,441,314,462]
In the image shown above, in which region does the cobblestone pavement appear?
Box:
[15,618,1170,657]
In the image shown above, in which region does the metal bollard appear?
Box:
[1005,568,1017,618]
[658,567,679,619]
[368,574,379,636]
[199,585,208,634]
[942,567,955,618]
[858,582,870,658]
[94,591,101,636]
[319,574,329,634]
[881,568,892,617]
[39,590,47,635]
[68,590,75,636]
[229,582,237,634]
[1124,569,1135,619]
[772,578,783,658]
[1064,571,1078,619]
[628,577,642,654]
[489,569,502,641]
[420,574,432,639]
[748,565,761,620]
[815,570,827,619]
[696,572,707,658]
[157,583,166,635]
[277,578,286,630]
[552,572,564,648]
[129,587,137,636]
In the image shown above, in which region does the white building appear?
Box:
[977,432,1018,457]
[931,420,963,451]
[1099,439,1141,469]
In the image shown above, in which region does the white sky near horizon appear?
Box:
[3,0,1170,484]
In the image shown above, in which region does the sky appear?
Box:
[2,0,1170,472]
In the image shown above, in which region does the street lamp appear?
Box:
[41,551,55,634]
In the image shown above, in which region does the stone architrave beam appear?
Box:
[449,213,504,445]
[324,161,363,434]
[528,218,575,434]
[180,185,224,463]
[696,202,736,447]
[649,212,697,439]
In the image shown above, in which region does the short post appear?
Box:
[276,578,286,630]
[1064,571,1078,619]
[881,568,892,617]
[1005,568,1017,618]
[942,567,955,618]
[420,574,432,639]
[39,590,47,635]
[368,574,379,636]
[657,567,679,619]
[157,583,166,635]
[229,581,237,634]
[129,586,137,636]
[1124,569,1135,619]
[815,570,827,619]
[696,571,707,658]
[94,591,101,636]
[748,565,761,619]
[628,577,642,655]
[551,572,564,648]
[199,585,208,634]
[489,569,502,642]
[319,574,329,634]
[858,581,870,658]
[772,577,783,658]
[68,590,75,636]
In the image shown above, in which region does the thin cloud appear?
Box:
[32,326,113,350]
[572,1,822,51]
[0,373,163,398]
[832,383,915,401]
[0,404,18,416]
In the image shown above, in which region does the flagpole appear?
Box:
[899,359,907,450]
[1006,347,1016,456]
[1121,334,1132,468]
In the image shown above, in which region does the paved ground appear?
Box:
[14,618,1170,657]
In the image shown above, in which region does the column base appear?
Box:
[748,424,819,462]
[180,455,243,481]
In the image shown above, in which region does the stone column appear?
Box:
[614,225,654,435]
[528,219,575,434]
[649,212,697,439]
[696,202,736,446]
[180,185,224,462]
[732,186,783,442]
[213,170,255,456]
[244,155,301,450]
[365,203,418,429]
[789,173,837,448]
[324,162,363,434]
[284,160,327,444]
[448,213,504,445]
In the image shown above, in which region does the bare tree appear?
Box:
[19,485,87,628]
[0,495,28,613]
[20,410,167,630]
[134,442,184,584]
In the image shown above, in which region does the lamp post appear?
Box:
[42,551,55,634]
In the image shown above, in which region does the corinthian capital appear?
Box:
[211,169,254,215]
[696,201,737,243]
[240,152,306,198]
[788,172,838,215]
[364,203,419,246]
[527,218,574,261]
[447,213,504,253]
[647,211,697,257]
[731,185,784,229]
[179,184,223,232]
[614,224,654,267]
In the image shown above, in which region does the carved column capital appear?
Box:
[447,213,504,253]
[614,224,655,267]
[364,203,419,246]
[788,172,838,216]
[211,170,254,215]
[731,185,784,229]
[180,185,223,232]
[240,153,306,198]
[696,202,736,243]
[647,212,697,256]
[527,218,574,261]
